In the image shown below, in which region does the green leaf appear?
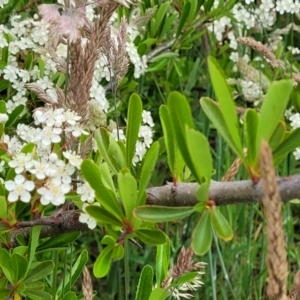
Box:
[11,253,28,282]
[176,2,190,38]
[168,92,199,179]
[112,244,124,260]
[6,105,24,128]
[23,290,52,300]
[25,261,54,282]
[195,182,210,205]
[118,169,138,218]
[93,246,114,278]
[85,205,122,227]
[108,134,126,171]
[0,196,7,219]
[257,80,293,145]
[21,143,36,155]
[95,128,119,174]
[137,141,159,205]
[60,249,88,292]
[37,232,80,251]
[159,105,182,179]
[192,211,212,255]
[273,127,300,164]
[134,206,194,222]
[269,121,286,150]
[63,292,77,300]
[22,281,44,291]
[207,56,243,156]
[156,242,169,287]
[149,288,171,300]
[27,225,41,270]
[0,101,6,114]
[244,109,259,165]
[200,97,244,159]
[210,207,233,241]
[126,93,142,167]
[81,160,123,220]
[135,265,154,300]
[152,2,170,36]
[185,127,212,184]
[177,272,198,286]
[136,228,167,245]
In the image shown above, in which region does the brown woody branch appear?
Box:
[10,173,300,244]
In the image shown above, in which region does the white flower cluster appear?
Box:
[2,106,88,206]
[133,110,154,164]
[284,107,300,160]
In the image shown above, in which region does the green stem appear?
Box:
[124,240,130,300]
[52,251,59,300]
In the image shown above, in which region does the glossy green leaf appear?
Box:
[6,105,24,128]
[126,93,142,167]
[147,58,169,72]
[0,101,6,114]
[27,225,41,270]
[244,109,259,165]
[185,127,212,184]
[0,196,7,219]
[61,249,88,291]
[177,272,198,286]
[134,206,194,222]
[192,211,212,255]
[257,80,293,145]
[101,235,116,246]
[168,92,199,179]
[176,2,190,38]
[200,97,244,159]
[149,287,171,300]
[118,169,138,218]
[98,162,115,193]
[23,281,44,291]
[159,105,184,180]
[188,0,198,21]
[159,14,177,40]
[85,205,122,227]
[11,253,28,282]
[156,242,170,287]
[210,207,233,241]
[269,121,286,150]
[37,232,80,251]
[207,57,243,156]
[108,134,126,171]
[95,128,118,174]
[152,2,170,36]
[63,292,77,300]
[273,127,300,165]
[25,261,54,282]
[137,141,159,205]
[135,265,154,300]
[112,245,124,260]
[93,246,114,278]
[136,228,167,245]
[22,290,52,300]
[21,143,36,154]
[81,160,123,220]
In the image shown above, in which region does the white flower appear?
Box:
[37,177,70,206]
[139,125,153,147]
[0,114,8,123]
[79,203,100,229]
[63,151,83,169]
[111,128,126,141]
[5,175,35,203]
[30,160,49,180]
[142,110,154,127]
[38,126,62,146]
[9,153,34,174]
[65,124,88,137]
[77,182,95,203]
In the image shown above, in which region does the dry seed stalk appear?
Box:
[82,266,93,300]
[260,140,289,300]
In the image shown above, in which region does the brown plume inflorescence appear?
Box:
[260,140,289,300]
